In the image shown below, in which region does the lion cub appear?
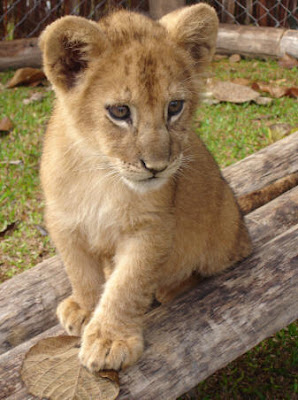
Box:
[39,4,252,372]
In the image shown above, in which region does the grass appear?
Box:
[0,58,297,398]
[0,71,55,280]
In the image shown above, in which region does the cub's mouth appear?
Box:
[120,155,183,193]
[122,175,169,192]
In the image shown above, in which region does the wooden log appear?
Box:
[0,132,297,355]
[216,24,298,59]
[1,222,297,400]
[1,24,298,71]
[149,0,185,19]
[223,131,298,196]
[0,257,69,355]
[0,38,41,71]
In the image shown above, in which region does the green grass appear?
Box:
[0,71,55,280]
[0,59,297,398]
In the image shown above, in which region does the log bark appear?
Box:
[223,131,298,197]
[149,0,185,19]
[0,257,69,354]
[0,132,297,355]
[0,38,41,71]
[216,24,298,59]
[1,25,298,71]
[1,222,297,400]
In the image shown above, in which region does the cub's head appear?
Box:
[40,5,218,192]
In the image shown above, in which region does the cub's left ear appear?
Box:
[159,3,218,69]
[39,16,107,91]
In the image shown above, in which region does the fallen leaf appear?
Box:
[23,92,45,105]
[0,221,19,238]
[278,53,298,69]
[22,336,120,400]
[0,160,23,165]
[229,54,241,63]
[251,82,288,98]
[254,96,273,105]
[35,224,48,236]
[231,78,251,86]
[285,87,298,98]
[252,114,272,121]
[213,54,228,61]
[0,116,13,134]
[268,123,293,143]
[209,81,260,103]
[7,68,46,88]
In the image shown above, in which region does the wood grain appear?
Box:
[216,24,298,59]
[223,131,298,197]
[0,38,41,71]
[0,257,69,354]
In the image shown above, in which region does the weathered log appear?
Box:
[1,24,298,71]
[1,185,297,400]
[216,24,298,59]
[0,257,69,354]
[223,131,298,196]
[0,132,297,355]
[0,38,41,71]
[1,222,297,400]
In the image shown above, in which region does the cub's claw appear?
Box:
[79,320,144,371]
[57,296,91,336]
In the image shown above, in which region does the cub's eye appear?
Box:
[168,100,184,118]
[107,105,131,121]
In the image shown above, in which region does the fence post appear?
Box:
[149,0,185,19]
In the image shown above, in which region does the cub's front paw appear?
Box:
[79,319,144,371]
[57,296,92,336]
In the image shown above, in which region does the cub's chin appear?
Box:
[122,176,169,193]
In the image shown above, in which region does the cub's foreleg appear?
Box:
[49,228,106,336]
[79,229,172,371]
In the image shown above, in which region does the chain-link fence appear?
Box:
[1,0,297,40]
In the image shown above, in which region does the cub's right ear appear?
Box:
[39,16,107,91]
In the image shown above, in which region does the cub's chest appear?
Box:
[83,196,124,251]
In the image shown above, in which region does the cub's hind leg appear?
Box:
[156,274,201,304]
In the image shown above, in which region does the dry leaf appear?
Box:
[22,336,120,400]
[229,54,241,63]
[231,78,251,86]
[0,221,19,238]
[210,81,260,103]
[254,96,273,106]
[285,87,298,98]
[278,54,298,69]
[213,54,228,61]
[268,123,293,143]
[23,92,46,105]
[252,82,298,99]
[251,82,287,98]
[7,68,46,88]
[0,116,13,133]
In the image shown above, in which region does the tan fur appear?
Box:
[39,4,252,372]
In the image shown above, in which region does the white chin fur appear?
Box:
[122,177,168,193]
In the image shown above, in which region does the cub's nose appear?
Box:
[140,159,168,175]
